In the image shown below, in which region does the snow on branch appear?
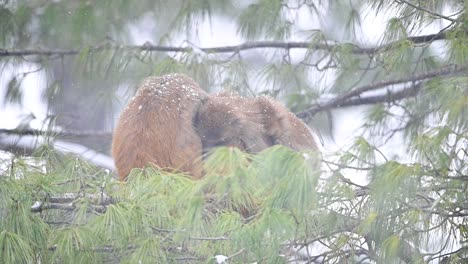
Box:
[0,128,111,137]
[0,135,115,170]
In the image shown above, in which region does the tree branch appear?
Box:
[397,0,457,22]
[0,31,451,58]
[297,64,466,120]
[0,135,115,170]
[31,201,107,213]
[30,193,113,213]
[47,192,114,204]
[297,83,422,120]
[0,128,111,137]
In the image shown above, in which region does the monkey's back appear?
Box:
[256,95,318,151]
[195,92,319,153]
[112,74,208,180]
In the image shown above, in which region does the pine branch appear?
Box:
[0,31,451,58]
[30,192,113,213]
[0,135,115,170]
[297,64,467,120]
[297,83,422,120]
[290,212,422,263]
[397,0,457,22]
[31,202,107,213]
[47,192,114,204]
[0,128,111,137]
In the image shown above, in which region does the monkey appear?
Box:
[193,92,319,219]
[113,74,319,180]
[112,73,208,181]
[193,92,318,154]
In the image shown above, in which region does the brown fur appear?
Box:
[112,74,208,180]
[194,93,318,154]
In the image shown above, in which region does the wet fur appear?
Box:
[112,74,208,180]
[194,92,318,153]
[113,75,318,180]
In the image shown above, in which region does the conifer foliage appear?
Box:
[0,0,467,263]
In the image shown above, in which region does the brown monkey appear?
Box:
[193,92,318,154]
[112,73,208,180]
[194,92,319,219]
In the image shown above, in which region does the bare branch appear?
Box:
[323,82,421,109]
[0,135,115,170]
[0,31,451,58]
[46,192,114,204]
[29,193,113,213]
[297,64,467,120]
[0,128,112,137]
[190,236,230,241]
[31,201,107,213]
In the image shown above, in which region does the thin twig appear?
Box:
[397,0,457,22]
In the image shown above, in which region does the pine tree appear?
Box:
[0,0,466,263]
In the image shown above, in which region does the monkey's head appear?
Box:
[194,96,273,154]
